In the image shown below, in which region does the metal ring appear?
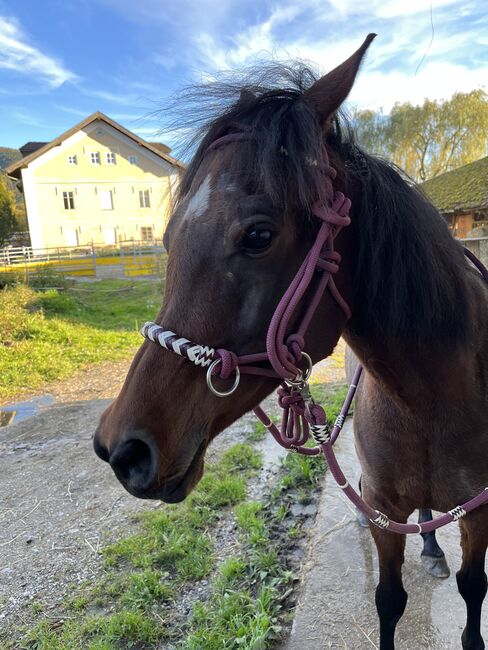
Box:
[206,359,241,397]
[285,352,313,386]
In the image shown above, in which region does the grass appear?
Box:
[0,278,163,401]
[14,443,263,649]
[184,500,292,650]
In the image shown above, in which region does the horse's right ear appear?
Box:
[239,89,256,107]
[304,33,376,127]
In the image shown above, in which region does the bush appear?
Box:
[28,265,72,290]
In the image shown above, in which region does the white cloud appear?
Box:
[326,0,460,19]
[0,15,78,88]
[191,1,487,112]
[350,62,488,112]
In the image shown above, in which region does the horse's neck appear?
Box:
[345,275,488,417]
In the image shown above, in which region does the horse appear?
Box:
[94,35,488,650]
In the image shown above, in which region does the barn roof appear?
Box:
[421,156,488,214]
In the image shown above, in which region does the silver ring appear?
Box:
[206,359,241,397]
[285,352,313,386]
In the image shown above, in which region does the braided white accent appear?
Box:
[171,337,191,355]
[372,511,390,529]
[145,324,162,342]
[187,344,215,367]
[448,505,467,521]
[311,424,330,444]
[334,414,346,429]
[337,480,349,489]
[157,330,176,349]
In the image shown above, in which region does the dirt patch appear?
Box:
[0,346,346,644]
[0,355,137,409]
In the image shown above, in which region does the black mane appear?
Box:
[167,63,472,348]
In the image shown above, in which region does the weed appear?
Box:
[246,420,267,442]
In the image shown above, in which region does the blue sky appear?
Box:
[1,0,487,150]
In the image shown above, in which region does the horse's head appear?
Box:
[94,35,375,502]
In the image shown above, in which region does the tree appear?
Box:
[352,90,488,182]
[0,174,18,246]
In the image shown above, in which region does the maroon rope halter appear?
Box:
[142,131,488,534]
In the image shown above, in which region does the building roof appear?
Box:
[6,111,184,178]
[19,142,48,157]
[420,156,488,214]
[148,142,172,154]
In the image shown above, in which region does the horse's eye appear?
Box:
[240,224,274,255]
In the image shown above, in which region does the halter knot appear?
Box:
[214,349,238,379]
[286,333,305,363]
[277,385,306,413]
[316,250,342,274]
[312,191,351,228]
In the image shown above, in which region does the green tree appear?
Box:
[353,90,488,181]
[0,174,18,246]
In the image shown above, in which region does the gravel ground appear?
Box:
[0,344,345,645]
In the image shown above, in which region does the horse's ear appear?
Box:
[238,89,256,107]
[304,33,376,126]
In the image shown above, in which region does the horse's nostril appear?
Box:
[109,438,157,491]
[93,434,110,463]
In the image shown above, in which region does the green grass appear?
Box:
[0,279,163,400]
[184,500,292,650]
[14,444,263,649]
[246,420,267,442]
[310,381,350,419]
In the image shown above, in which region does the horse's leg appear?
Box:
[356,476,369,527]
[418,509,450,578]
[456,510,487,650]
[370,523,408,650]
[364,484,409,650]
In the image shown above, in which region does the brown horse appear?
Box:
[94,36,488,650]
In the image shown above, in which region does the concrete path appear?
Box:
[285,419,487,650]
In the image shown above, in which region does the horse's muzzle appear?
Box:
[93,428,159,494]
[93,427,206,502]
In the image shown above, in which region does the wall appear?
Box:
[23,120,177,249]
[461,237,488,268]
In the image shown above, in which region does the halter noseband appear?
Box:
[141,130,488,534]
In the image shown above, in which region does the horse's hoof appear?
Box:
[421,554,450,578]
[356,508,369,528]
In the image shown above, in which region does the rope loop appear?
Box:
[286,333,305,363]
[214,349,238,379]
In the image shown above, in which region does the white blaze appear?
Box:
[183,174,211,221]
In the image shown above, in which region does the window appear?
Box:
[63,191,75,210]
[140,226,153,241]
[128,155,138,165]
[105,152,116,165]
[139,189,150,208]
[99,190,113,210]
[67,155,77,165]
[90,152,101,165]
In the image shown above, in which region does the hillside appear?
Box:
[0,147,21,170]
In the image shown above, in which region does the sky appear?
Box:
[0,0,487,151]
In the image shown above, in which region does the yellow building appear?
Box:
[6,112,184,250]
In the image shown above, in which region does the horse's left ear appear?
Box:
[304,33,376,126]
